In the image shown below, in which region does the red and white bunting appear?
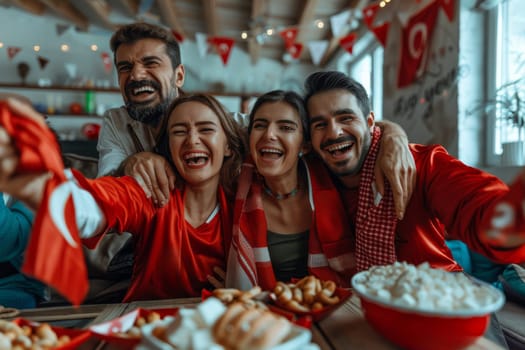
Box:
[330,10,351,37]
[37,56,49,70]
[287,42,303,60]
[339,32,358,54]
[172,30,185,43]
[439,0,456,22]
[279,27,299,49]
[362,3,390,47]
[308,40,329,65]
[208,36,235,65]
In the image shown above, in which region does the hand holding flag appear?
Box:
[0,97,88,306]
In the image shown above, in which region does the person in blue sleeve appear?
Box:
[0,193,46,309]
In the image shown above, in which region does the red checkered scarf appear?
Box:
[355,126,398,271]
[226,156,355,290]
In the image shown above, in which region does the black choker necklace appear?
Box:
[263,182,299,200]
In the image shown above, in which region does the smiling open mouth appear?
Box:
[184,152,209,165]
[325,141,354,156]
[259,148,283,159]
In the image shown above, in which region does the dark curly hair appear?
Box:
[110,22,182,69]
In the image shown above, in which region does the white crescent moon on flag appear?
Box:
[49,182,78,248]
[408,23,427,59]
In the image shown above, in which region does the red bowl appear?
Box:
[89,307,179,347]
[12,318,90,350]
[351,271,505,350]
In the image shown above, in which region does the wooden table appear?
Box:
[10,295,504,349]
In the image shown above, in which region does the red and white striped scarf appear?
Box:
[226,156,355,291]
[355,126,398,271]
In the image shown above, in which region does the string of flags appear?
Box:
[1,0,457,88]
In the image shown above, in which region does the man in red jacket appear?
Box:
[303,70,525,271]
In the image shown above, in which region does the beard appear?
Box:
[322,132,371,178]
[125,80,178,127]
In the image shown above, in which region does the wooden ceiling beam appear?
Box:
[201,0,218,36]
[248,0,265,64]
[77,0,116,31]
[296,0,318,43]
[39,0,89,30]
[8,0,45,15]
[114,0,139,17]
[156,0,186,37]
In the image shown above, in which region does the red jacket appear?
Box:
[341,144,525,271]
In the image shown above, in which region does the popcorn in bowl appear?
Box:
[351,262,506,350]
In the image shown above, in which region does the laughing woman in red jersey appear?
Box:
[0,94,246,302]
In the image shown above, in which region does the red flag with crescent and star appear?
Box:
[0,102,88,306]
[208,36,235,65]
[397,0,440,88]
[279,27,299,49]
[362,3,390,47]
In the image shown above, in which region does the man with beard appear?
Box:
[303,70,525,272]
[97,22,183,207]
[80,23,184,301]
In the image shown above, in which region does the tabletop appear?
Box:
[10,295,504,349]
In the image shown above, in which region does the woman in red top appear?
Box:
[0,94,246,302]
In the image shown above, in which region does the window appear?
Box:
[488,0,525,165]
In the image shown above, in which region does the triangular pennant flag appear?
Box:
[330,10,351,37]
[0,102,88,306]
[398,1,440,87]
[362,3,390,47]
[37,56,49,70]
[195,32,209,58]
[172,30,185,43]
[208,36,235,65]
[101,52,112,74]
[287,42,303,60]
[339,32,358,54]
[279,27,299,48]
[439,0,456,22]
[7,47,21,60]
[56,23,70,36]
[307,40,329,66]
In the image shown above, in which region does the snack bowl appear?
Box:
[351,264,506,350]
[10,318,90,350]
[89,307,178,347]
[269,287,351,322]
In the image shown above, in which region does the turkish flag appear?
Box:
[279,27,299,49]
[0,102,88,306]
[287,42,303,60]
[397,1,440,88]
[362,3,390,47]
[208,36,235,65]
[339,32,358,54]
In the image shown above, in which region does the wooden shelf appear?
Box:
[0,83,119,93]
[0,83,259,97]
